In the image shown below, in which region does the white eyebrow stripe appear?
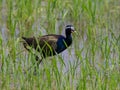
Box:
[65,26,74,30]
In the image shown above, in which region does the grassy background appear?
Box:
[0,0,120,90]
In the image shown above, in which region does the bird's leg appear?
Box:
[34,56,42,75]
[24,55,42,75]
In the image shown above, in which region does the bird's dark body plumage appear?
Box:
[22,34,71,57]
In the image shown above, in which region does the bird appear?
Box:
[22,25,75,72]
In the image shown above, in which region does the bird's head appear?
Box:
[65,25,75,36]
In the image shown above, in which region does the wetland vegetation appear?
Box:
[0,0,120,90]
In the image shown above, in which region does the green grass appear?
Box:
[0,0,120,90]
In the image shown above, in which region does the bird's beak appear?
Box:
[71,26,76,33]
[71,29,76,33]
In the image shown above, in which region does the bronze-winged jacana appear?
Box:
[22,25,75,72]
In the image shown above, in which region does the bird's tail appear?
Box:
[20,36,27,46]
[22,37,30,44]
[22,37,27,40]
[19,37,27,43]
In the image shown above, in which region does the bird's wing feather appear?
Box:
[38,35,63,50]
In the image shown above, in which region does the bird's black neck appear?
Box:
[65,35,72,47]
